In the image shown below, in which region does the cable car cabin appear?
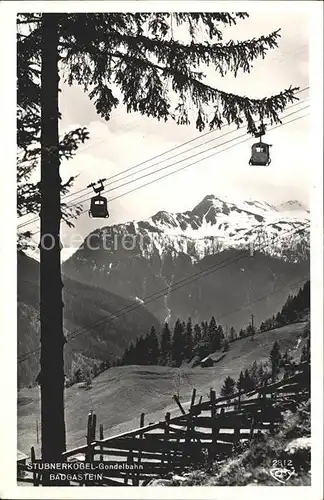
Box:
[249,141,272,166]
[89,195,109,218]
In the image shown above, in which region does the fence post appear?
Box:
[86,411,96,458]
[86,412,92,461]
[190,388,196,410]
[269,415,275,434]
[92,413,97,443]
[134,413,145,486]
[162,412,171,468]
[30,446,37,486]
[125,449,134,485]
[185,388,197,461]
[185,403,195,463]
[210,389,218,462]
[233,414,240,447]
[173,394,186,415]
[99,424,104,462]
[85,411,96,485]
[249,414,256,442]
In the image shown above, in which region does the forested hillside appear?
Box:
[117,280,310,369]
[17,252,160,387]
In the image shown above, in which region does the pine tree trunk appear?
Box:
[40,13,66,464]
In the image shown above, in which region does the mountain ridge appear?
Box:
[63,194,309,329]
[65,193,309,265]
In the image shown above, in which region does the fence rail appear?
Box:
[18,361,310,486]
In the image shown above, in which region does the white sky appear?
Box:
[20,11,310,246]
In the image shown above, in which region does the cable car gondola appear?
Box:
[88,195,109,218]
[249,123,272,167]
[88,179,109,218]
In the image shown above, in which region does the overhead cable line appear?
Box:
[46,108,310,228]
[66,101,310,208]
[24,105,309,236]
[62,90,309,207]
[17,87,309,229]
[105,111,309,207]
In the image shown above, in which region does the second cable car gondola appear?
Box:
[88,195,109,218]
[88,179,110,218]
[249,122,272,167]
[249,140,272,166]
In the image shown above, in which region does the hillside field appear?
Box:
[18,321,307,457]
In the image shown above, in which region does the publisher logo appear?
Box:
[269,466,295,484]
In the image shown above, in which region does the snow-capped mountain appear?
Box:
[148,195,309,259]
[276,200,310,219]
[63,195,310,329]
[277,199,309,213]
[77,195,309,263]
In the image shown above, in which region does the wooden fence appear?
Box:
[18,361,310,486]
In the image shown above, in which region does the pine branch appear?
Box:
[63,45,298,130]
[87,27,282,78]
[58,15,297,131]
[17,126,89,224]
[58,12,249,45]
[17,12,301,246]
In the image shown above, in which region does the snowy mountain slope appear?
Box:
[82,195,309,263]
[277,199,309,214]
[63,195,309,328]
[25,196,309,263]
